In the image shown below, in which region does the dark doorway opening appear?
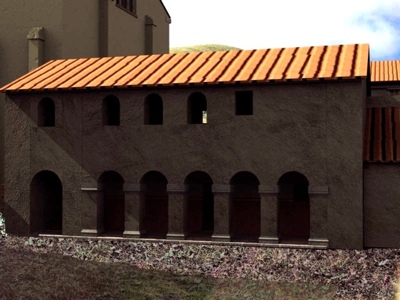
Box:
[38,98,55,127]
[141,171,168,238]
[188,92,207,124]
[99,171,125,235]
[144,94,163,125]
[278,171,310,243]
[230,171,260,242]
[185,171,214,240]
[30,171,62,234]
[102,95,120,126]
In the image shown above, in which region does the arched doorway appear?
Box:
[278,171,310,242]
[230,171,260,242]
[140,171,168,238]
[30,171,62,234]
[99,171,125,234]
[185,171,213,239]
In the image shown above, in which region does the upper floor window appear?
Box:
[188,92,207,124]
[145,94,163,125]
[116,0,137,15]
[235,91,253,115]
[102,95,120,126]
[38,97,55,127]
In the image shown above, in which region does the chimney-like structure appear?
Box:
[27,27,45,71]
[145,15,156,55]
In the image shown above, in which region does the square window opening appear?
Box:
[235,91,253,115]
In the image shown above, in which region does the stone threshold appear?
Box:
[38,234,328,250]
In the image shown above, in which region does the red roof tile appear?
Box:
[364,107,400,163]
[0,43,369,93]
[371,60,400,82]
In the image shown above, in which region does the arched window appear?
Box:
[184,171,214,239]
[38,98,55,127]
[188,92,207,124]
[30,170,62,234]
[229,171,260,242]
[140,171,168,238]
[277,171,310,242]
[144,94,163,125]
[102,95,120,126]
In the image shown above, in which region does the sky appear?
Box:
[162,0,400,61]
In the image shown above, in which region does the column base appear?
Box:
[259,236,279,244]
[80,229,100,236]
[166,233,185,240]
[308,238,329,247]
[211,234,231,242]
[123,230,140,238]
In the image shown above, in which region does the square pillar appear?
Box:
[166,184,185,240]
[259,192,279,244]
[211,185,230,242]
[80,188,103,236]
[308,187,329,247]
[27,27,44,71]
[308,193,329,247]
[123,190,140,238]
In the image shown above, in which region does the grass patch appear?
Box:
[170,44,241,54]
[0,246,337,299]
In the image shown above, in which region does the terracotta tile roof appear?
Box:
[364,107,400,163]
[0,43,369,93]
[370,60,400,82]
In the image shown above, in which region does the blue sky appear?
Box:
[162,0,400,61]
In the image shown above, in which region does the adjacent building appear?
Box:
[0,0,171,184]
[363,61,400,248]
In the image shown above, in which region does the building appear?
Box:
[4,43,394,250]
[363,61,400,248]
[0,0,171,185]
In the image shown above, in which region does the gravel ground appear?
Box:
[0,213,398,299]
[0,234,398,299]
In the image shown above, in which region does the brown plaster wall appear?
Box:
[5,80,366,248]
[368,85,400,107]
[364,164,400,248]
[4,95,32,234]
[0,0,170,214]
[107,0,170,56]
[61,0,99,59]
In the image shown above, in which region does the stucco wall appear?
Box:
[4,80,366,248]
[4,95,33,235]
[143,0,170,54]
[364,164,400,248]
[107,0,170,56]
[0,0,170,208]
[62,0,99,58]
[368,85,400,107]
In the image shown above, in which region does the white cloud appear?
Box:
[162,0,400,60]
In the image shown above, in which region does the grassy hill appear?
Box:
[170,44,241,54]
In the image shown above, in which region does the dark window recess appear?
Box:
[38,98,55,127]
[188,92,207,124]
[145,94,163,125]
[389,90,400,95]
[235,91,253,115]
[116,0,136,15]
[102,95,120,126]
